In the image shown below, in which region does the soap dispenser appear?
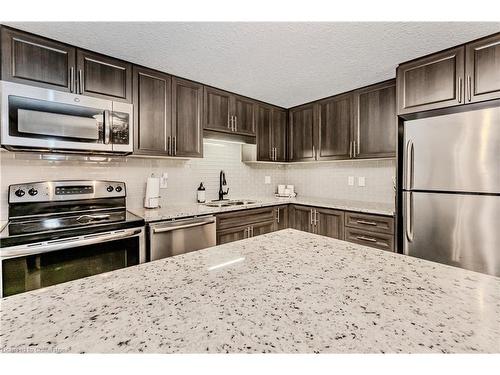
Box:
[197,182,206,203]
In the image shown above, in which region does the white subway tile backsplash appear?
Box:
[0,142,395,221]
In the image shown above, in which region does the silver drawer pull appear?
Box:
[356,220,377,226]
[356,235,377,243]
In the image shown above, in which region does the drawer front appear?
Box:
[345,228,394,252]
[345,212,394,234]
[216,207,275,230]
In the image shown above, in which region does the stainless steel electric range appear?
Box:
[0,180,145,297]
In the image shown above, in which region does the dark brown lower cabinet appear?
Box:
[216,207,276,245]
[252,220,276,237]
[344,211,394,252]
[289,205,314,233]
[216,225,248,245]
[314,208,344,239]
[344,228,394,252]
[275,205,289,230]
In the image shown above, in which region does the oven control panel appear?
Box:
[9,180,126,203]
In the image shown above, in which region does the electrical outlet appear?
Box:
[264,176,271,184]
[358,176,366,187]
[160,172,168,189]
[348,176,354,186]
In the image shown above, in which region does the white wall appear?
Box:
[0,141,395,221]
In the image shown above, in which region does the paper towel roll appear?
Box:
[144,176,160,208]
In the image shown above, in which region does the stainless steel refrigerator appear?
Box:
[402,107,500,277]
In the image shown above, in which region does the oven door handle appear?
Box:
[0,228,143,259]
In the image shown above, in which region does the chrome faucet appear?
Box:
[218,170,229,200]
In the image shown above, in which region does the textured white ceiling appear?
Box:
[6,22,500,107]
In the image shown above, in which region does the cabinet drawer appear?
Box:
[216,207,275,230]
[345,228,394,252]
[345,212,394,234]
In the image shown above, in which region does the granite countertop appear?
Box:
[1,229,499,354]
[130,196,395,223]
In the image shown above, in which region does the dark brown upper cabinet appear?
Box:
[289,103,316,161]
[76,50,132,102]
[133,66,172,156]
[465,33,500,104]
[1,27,132,102]
[172,77,203,158]
[1,27,76,92]
[354,80,396,158]
[317,93,354,160]
[203,86,256,136]
[256,104,287,162]
[397,47,465,114]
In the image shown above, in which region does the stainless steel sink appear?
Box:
[204,199,259,208]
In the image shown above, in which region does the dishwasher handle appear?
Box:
[152,216,216,234]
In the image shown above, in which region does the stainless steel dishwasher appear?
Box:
[148,216,216,261]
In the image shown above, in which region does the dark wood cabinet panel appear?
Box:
[217,225,248,245]
[203,86,232,132]
[345,211,394,234]
[133,66,172,155]
[355,80,396,158]
[172,77,203,158]
[289,104,316,161]
[289,205,314,233]
[466,33,500,103]
[315,208,344,239]
[217,207,275,231]
[76,50,132,102]
[252,220,277,237]
[256,104,273,161]
[234,95,256,135]
[345,227,394,252]
[275,205,289,230]
[397,47,465,114]
[272,108,288,161]
[1,27,75,91]
[317,93,353,160]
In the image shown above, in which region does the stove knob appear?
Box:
[115,186,122,193]
[28,188,38,196]
[106,186,114,192]
[14,189,25,197]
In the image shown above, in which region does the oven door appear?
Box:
[0,227,145,297]
[0,81,132,154]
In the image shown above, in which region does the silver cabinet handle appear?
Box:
[78,69,83,94]
[173,136,177,156]
[1,228,143,259]
[234,116,237,132]
[276,207,280,223]
[458,77,463,103]
[310,209,313,225]
[104,109,111,144]
[227,115,232,130]
[405,140,414,190]
[349,141,353,158]
[405,192,414,243]
[70,67,75,92]
[167,136,171,155]
[152,217,215,233]
[356,220,377,226]
[315,210,319,225]
[467,75,472,102]
[251,226,254,237]
[356,235,377,243]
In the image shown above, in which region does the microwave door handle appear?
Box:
[104,110,111,144]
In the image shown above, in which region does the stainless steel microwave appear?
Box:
[0,81,133,154]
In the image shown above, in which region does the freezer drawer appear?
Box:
[403,107,500,193]
[403,192,500,276]
[148,216,216,261]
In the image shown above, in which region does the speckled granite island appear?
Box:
[1,229,499,353]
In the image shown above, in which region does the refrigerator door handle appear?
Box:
[405,139,414,190]
[405,192,414,243]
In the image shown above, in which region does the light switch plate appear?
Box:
[264,176,271,184]
[348,176,354,186]
[358,176,366,187]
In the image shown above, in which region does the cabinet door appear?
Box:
[133,66,172,155]
[233,95,256,135]
[397,47,465,114]
[466,33,500,103]
[315,208,344,240]
[289,104,316,161]
[203,86,232,132]
[251,220,277,237]
[355,80,396,158]
[275,205,289,231]
[272,108,288,162]
[172,77,203,158]
[317,93,353,160]
[289,205,314,233]
[256,104,273,161]
[1,27,76,92]
[216,225,248,245]
[76,49,132,102]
